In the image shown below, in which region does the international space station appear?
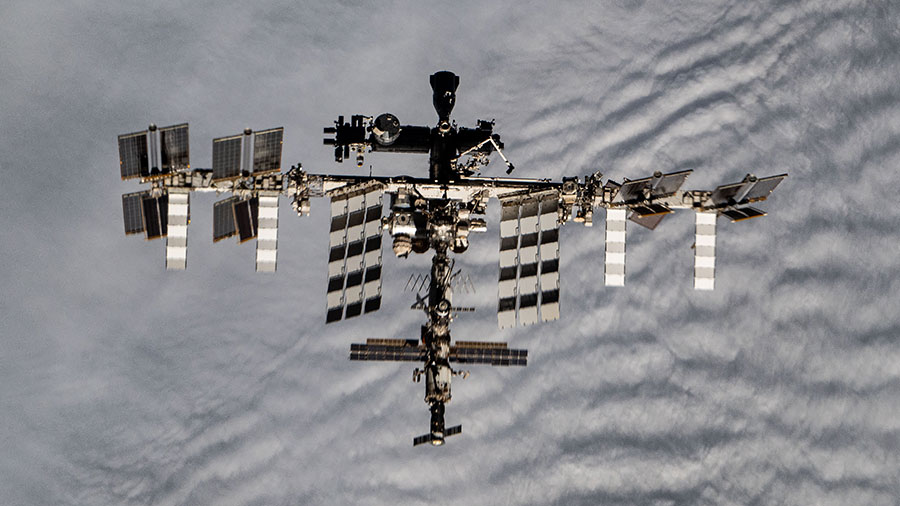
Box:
[117,71,786,446]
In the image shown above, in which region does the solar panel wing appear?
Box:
[233,197,259,243]
[122,191,147,235]
[142,194,168,240]
[710,181,744,206]
[349,343,425,362]
[118,130,149,180]
[327,193,350,323]
[453,341,507,349]
[445,425,462,437]
[159,123,190,172]
[497,198,520,329]
[629,212,668,230]
[722,207,766,222]
[614,176,652,203]
[538,194,560,323]
[212,135,242,181]
[743,174,787,202]
[650,169,692,198]
[413,434,433,446]
[213,196,238,242]
[252,127,284,175]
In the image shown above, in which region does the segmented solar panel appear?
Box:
[142,194,168,240]
[325,182,385,324]
[212,135,242,180]
[743,174,787,201]
[450,345,527,366]
[413,434,432,446]
[118,130,148,180]
[122,191,147,235]
[165,191,190,271]
[650,169,692,198]
[159,123,190,172]
[710,181,745,206]
[233,197,259,243]
[213,196,239,242]
[722,207,766,222]
[445,425,462,436]
[349,342,425,362]
[252,127,284,174]
[496,191,561,327]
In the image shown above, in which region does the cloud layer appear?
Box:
[2,0,899,504]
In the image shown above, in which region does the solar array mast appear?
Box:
[117,71,786,446]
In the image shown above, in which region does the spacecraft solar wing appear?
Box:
[326,183,384,323]
[212,135,243,181]
[613,176,653,204]
[349,342,425,362]
[650,169,692,198]
[538,194,560,323]
[449,345,527,366]
[122,191,148,235]
[142,193,168,240]
[159,123,190,173]
[233,197,259,243]
[326,192,350,323]
[118,130,149,180]
[743,174,787,202]
[361,187,384,315]
[628,205,672,231]
[721,207,766,222]
[710,181,744,206]
[413,434,433,446]
[213,196,239,242]
[517,199,540,326]
[165,189,190,270]
[252,127,284,175]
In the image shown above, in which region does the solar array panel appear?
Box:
[709,180,745,206]
[744,174,787,202]
[349,341,425,362]
[122,191,147,235]
[118,130,149,180]
[413,434,433,446]
[496,191,560,328]
[721,207,766,222]
[694,211,717,290]
[614,170,692,204]
[212,135,242,181]
[326,182,384,323]
[166,190,190,270]
[234,197,259,243]
[252,128,284,175]
[449,344,527,366]
[159,123,190,172]
[141,193,168,240]
[213,196,239,242]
